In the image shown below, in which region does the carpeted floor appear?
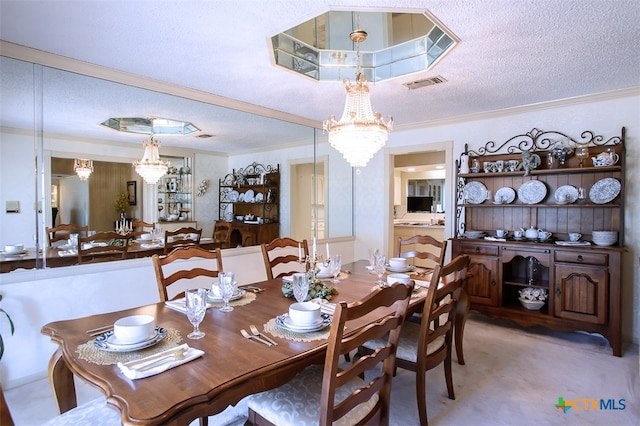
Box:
[5,312,639,425]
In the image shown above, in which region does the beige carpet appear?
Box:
[5,313,639,425]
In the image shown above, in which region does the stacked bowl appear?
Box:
[591,231,618,246]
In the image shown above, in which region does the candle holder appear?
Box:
[299,253,325,285]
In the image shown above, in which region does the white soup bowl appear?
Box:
[388,257,407,269]
[289,302,321,325]
[113,315,155,344]
[4,244,24,254]
[387,273,410,285]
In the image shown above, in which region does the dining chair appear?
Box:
[396,234,447,271]
[77,232,133,264]
[212,220,231,248]
[131,220,155,234]
[246,282,414,426]
[163,226,202,254]
[152,246,222,302]
[43,397,122,426]
[261,237,308,280]
[358,255,470,426]
[46,224,89,247]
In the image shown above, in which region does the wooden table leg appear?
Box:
[455,289,469,365]
[48,347,77,414]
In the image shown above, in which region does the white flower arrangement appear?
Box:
[518,287,547,302]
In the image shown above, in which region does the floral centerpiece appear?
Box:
[114,192,129,216]
[282,280,338,301]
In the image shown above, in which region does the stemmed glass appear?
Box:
[185,288,207,339]
[368,248,379,272]
[218,271,237,312]
[292,273,310,303]
[329,254,342,283]
[374,254,386,286]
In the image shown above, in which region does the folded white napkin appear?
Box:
[310,298,336,315]
[484,236,507,242]
[117,344,204,380]
[58,249,78,257]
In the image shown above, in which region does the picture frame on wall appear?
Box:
[127,181,137,206]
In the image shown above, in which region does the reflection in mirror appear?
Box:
[393,151,446,218]
[0,55,354,270]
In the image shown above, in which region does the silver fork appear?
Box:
[240,328,272,346]
[250,324,278,346]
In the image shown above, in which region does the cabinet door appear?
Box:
[466,255,499,306]
[554,265,608,324]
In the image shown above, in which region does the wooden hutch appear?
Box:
[451,127,626,356]
[219,162,279,246]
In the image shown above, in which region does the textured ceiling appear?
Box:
[0,0,638,153]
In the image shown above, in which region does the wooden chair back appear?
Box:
[152,247,222,302]
[130,220,155,237]
[261,237,308,280]
[77,231,132,264]
[163,227,202,254]
[396,234,447,270]
[212,220,231,248]
[321,282,413,425]
[46,224,88,247]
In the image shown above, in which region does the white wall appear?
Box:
[353,89,640,344]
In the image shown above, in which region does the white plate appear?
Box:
[316,272,333,279]
[554,185,578,204]
[228,190,239,202]
[494,187,516,204]
[276,313,331,332]
[207,288,246,302]
[517,180,547,204]
[1,249,27,255]
[463,181,488,204]
[94,327,168,352]
[385,264,415,273]
[589,178,621,204]
[255,192,264,202]
[244,189,255,203]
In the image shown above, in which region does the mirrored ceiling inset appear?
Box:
[272,10,458,82]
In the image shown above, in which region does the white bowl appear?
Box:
[289,302,321,325]
[113,315,156,344]
[388,257,407,269]
[387,273,410,285]
[4,244,24,254]
[139,233,152,241]
[318,264,331,275]
[592,231,618,246]
[519,298,545,310]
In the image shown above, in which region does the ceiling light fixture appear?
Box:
[73,159,93,181]
[323,22,393,168]
[133,136,169,184]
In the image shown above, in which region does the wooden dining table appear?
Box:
[0,237,224,273]
[41,260,465,425]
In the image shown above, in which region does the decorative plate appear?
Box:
[554,185,579,204]
[227,190,239,202]
[589,178,621,204]
[517,180,547,204]
[244,189,255,203]
[207,288,246,302]
[463,181,489,204]
[255,192,264,202]
[494,187,516,204]
[94,327,168,352]
[276,313,332,332]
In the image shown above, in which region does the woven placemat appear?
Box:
[77,328,183,365]
[208,291,256,308]
[263,317,330,342]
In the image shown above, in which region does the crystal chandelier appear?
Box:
[133,136,169,184]
[73,159,93,181]
[323,26,393,168]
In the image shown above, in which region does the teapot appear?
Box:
[592,150,619,166]
[524,226,538,239]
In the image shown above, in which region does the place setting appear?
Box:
[165,272,256,313]
[265,273,333,342]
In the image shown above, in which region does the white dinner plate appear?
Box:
[244,189,255,203]
[589,178,621,204]
[1,249,27,255]
[517,180,547,204]
[385,264,415,273]
[94,327,168,352]
[276,313,331,332]
[463,181,488,204]
[207,288,246,302]
[228,190,239,202]
[316,272,333,279]
[554,185,578,204]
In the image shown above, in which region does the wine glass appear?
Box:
[374,254,386,286]
[218,271,236,312]
[368,248,379,272]
[185,288,207,339]
[575,146,589,168]
[292,273,309,303]
[329,254,342,283]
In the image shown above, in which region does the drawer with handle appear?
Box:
[554,250,608,266]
